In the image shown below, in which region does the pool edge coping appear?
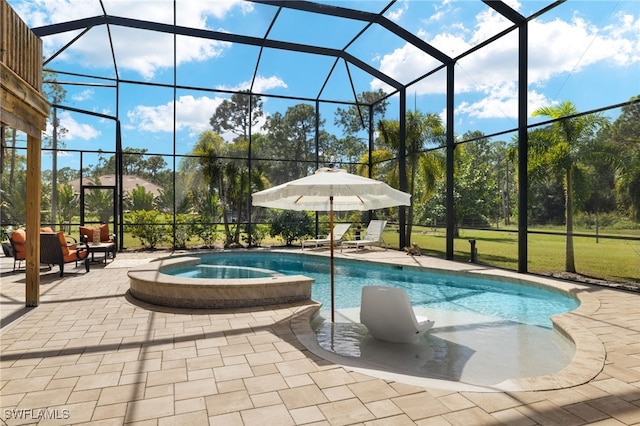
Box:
[127,255,315,309]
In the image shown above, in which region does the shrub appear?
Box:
[190,217,219,248]
[242,223,268,246]
[124,209,169,249]
[269,210,313,246]
[174,213,197,249]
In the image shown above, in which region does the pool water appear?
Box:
[195,252,578,328]
[180,251,579,386]
[164,264,278,279]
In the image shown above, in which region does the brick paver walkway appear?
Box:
[1,249,639,425]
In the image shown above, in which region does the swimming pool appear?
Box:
[194,252,578,328]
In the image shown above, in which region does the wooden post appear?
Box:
[2,1,49,307]
[25,133,41,306]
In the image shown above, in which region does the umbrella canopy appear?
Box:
[252,167,411,212]
[252,167,411,322]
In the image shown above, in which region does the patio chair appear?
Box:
[360,285,434,343]
[7,229,27,272]
[341,220,387,251]
[302,223,351,250]
[79,223,117,245]
[80,223,117,262]
[40,231,90,277]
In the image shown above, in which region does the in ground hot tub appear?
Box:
[127,256,314,309]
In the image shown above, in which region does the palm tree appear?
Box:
[84,177,113,225]
[605,96,640,220]
[376,111,445,244]
[187,131,227,238]
[42,71,68,227]
[222,140,268,246]
[530,101,609,273]
[57,183,79,229]
[125,185,155,211]
[184,131,267,247]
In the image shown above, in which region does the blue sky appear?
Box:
[8,0,640,166]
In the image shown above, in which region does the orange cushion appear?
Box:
[11,229,26,259]
[12,229,26,243]
[79,226,94,242]
[80,224,110,242]
[41,227,54,233]
[99,224,110,242]
[64,249,87,262]
[56,231,70,257]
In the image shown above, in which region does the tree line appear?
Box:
[2,89,638,271]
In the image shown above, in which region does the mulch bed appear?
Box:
[548,271,640,293]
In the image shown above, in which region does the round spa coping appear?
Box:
[127,256,314,309]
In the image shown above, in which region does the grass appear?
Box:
[398,227,639,284]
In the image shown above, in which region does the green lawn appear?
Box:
[73,223,639,284]
[395,227,639,284]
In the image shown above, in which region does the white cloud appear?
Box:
[216,75,287,93]
[454,84,553,120]
[372,4,639,120]
[126,87,277,140]
[16,0,249,79]
[425,0,456,24]
[72,89,94,102]
[127,95,223,136]
[46,110,101,141]
[387,1,409,22]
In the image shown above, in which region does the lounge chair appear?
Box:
[40,231,90,277]
[360,285,434,343]
[341,220,387,251]
[302,223,351,250]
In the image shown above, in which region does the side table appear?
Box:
[87,242,116,264]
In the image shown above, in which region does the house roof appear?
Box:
[68,175,163,197]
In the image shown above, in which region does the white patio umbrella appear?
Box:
[252,167,411,322]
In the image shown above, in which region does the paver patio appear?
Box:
[1,249,639,425]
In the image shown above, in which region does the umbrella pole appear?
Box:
[330,196,335,323]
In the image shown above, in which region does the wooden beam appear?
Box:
[1,91,46,137]
[1,62,49,137]
[25,133,41,306]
